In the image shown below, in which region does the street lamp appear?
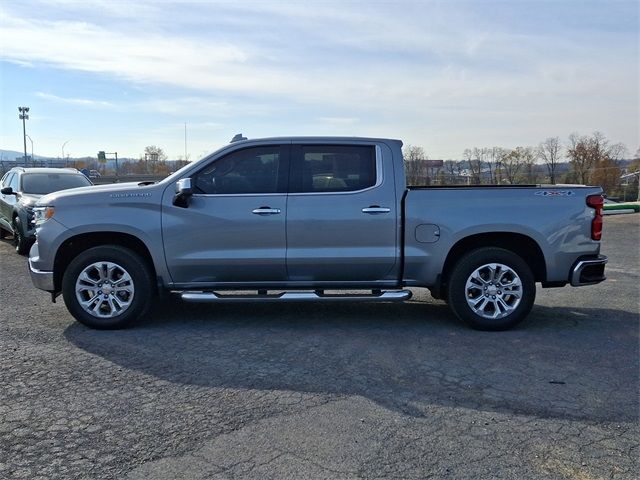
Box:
[62,140,70,165]
[18,106,29,165]
[25,134,34,166]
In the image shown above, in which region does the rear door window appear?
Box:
[290,145,376,193]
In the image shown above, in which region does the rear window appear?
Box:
[21,173,92,195]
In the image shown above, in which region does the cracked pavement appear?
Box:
[1,214,638,479]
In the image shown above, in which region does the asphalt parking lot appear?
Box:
[1,215,638,480]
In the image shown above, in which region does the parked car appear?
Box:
[89,170,101,178]
[28,136,606,330]
[0,167,93,254]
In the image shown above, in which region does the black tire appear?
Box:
[0,226,7,239]
[62,246,154,329]
[13,217,31,255]
[447,247,535,331]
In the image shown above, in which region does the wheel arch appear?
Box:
[53,232,158,293]
[440,232,546,289]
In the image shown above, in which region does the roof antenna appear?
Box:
[230,133,247,143]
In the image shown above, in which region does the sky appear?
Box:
[0,0,638,160]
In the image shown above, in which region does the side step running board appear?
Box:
[180,290,412,303]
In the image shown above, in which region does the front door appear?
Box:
[162,144,289,285]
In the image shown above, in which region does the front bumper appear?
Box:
[29,244,54,291]
[570,255,607,286]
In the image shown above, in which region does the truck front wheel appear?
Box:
[447,247,535,331]
[62,246,153,329]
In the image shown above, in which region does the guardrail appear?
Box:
[603,202,640,215]
[91,174,168,185]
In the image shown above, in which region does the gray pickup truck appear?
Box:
[28,136,607,330]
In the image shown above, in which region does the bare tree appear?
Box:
[607,141,627,163]
[521,147,537,183]
[567,133,597,184]
[139,145,169,174]
[501,147,527,184]
[487,147,507,184]
[463,148,484,184]
[443,160,464,184]
[567,132,626,187]
[591,139,626,194]
[626,148,640,201]
[403,145,427,185]
[538,137,561,184]
[144,145,168,162]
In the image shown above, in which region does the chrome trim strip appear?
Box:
[29,259,55,291]
[362,207,391,214]
[570,256,607,286]
[192,192,285,198]
[252,208,281,215]
[190,144,384,198]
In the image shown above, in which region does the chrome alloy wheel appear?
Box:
[75,261,135,318]
[464,263,522,320]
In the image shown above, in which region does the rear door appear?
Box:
[162,144,290,285]
[286,142,399,283]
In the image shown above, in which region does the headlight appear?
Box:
[33,206,55,226]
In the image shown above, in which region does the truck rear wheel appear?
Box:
[447,247,535,331]
[62,246,153,329]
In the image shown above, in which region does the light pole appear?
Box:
[62,140,70,165]
[18,106,29,165]
[25,134,34,166]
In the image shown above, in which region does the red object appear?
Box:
[587,195,604,241]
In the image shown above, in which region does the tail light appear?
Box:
[587,194,603,241]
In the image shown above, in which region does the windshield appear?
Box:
[21,173,92,195]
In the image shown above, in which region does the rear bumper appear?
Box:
[570,255,607,286]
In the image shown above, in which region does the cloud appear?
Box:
[319,117,359,126]
[5,58,35,68]
[1,1,637,157]
[0,10,250,91]
[36,92,114,107]
[3,1,621,107]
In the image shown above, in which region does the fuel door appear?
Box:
[415,224,440,243]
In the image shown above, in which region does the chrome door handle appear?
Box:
[252,207,281,215]
[362,207,390,214]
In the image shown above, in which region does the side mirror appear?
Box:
[173,178,193,208]
[1,186,15,196]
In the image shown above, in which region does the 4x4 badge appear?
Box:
[535,191,575,197]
